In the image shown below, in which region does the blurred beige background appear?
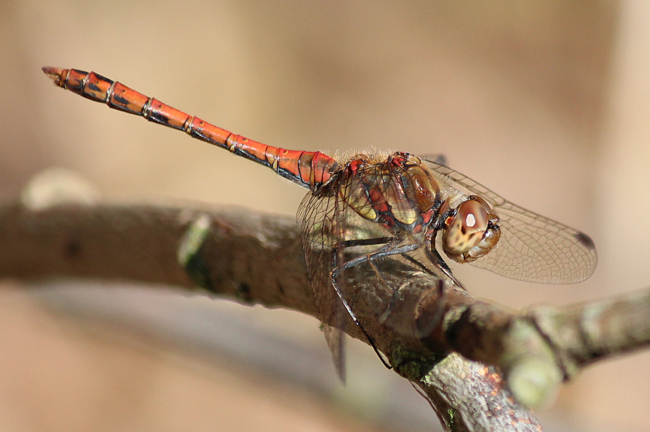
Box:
[1,0,649,431]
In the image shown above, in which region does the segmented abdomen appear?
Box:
[42,67,339,191]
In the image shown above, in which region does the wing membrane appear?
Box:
[297,189,348,381]
[425,159,597,284]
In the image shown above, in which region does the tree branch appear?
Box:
[1,195,649,431]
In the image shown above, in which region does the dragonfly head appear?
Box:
[441,196,501,263]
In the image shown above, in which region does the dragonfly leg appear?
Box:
[341,236,394,248]
[330,244,398,370]
[340,237,404,323]
[361,244,423,324]
[424,244,465,290]
[328,273,390,367]
[337,241,421,273]
[392,254,450,337]
[330,241,425,369]
[339,237,401,324]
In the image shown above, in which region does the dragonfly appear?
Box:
[42,67,598,381]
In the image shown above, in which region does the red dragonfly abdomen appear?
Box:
[42,67,339,191]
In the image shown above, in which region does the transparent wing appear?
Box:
[424,159,597,284]
[417,153,448,166]
[297,189,348,382]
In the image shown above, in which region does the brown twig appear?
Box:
[1,197,649,431]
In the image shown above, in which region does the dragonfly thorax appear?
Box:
[339,152,442,236]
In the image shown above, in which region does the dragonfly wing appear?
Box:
[417,153,448,167]
[297,189,349,382]
[424,159,597,284]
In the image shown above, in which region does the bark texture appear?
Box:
[1,199,649,431]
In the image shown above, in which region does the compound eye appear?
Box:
[443,199,489,254]
[442,196,500,263]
